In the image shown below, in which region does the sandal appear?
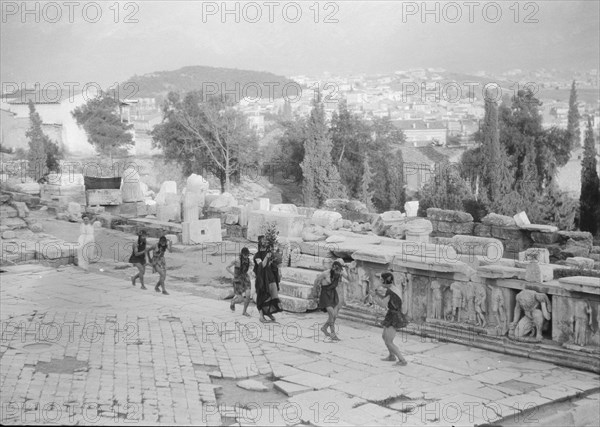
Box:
[259,317,269,323]
[140,285,147,290]
[381,356,396,362]
[162,290,169,295]
[242,312,251,317]
[155,286,161,293]
[330,334,341,342]
[396,359,408,366]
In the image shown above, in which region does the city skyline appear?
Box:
[1,1,599,88]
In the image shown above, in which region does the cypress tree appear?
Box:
[579,117,600,235]
[360,156,374,210]
[300,93,346,207]
[567,80,581,149]
[25,101,61,180]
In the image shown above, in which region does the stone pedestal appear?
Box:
[252,198,270,211]
[86,189,122,206]
[404,201,419,217]
[405,230,430,243]
[120,168,144,202]
[182,192,200,222]
[182,219,222,244]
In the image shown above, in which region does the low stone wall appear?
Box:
[427,208,593,262]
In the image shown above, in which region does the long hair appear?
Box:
[330,261,343,282]
[240,247,250,274]
[137,230,147,247]
[381,272,394,285]
[158,236,168,249]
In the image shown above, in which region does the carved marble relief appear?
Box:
[571,300,592,347]
[488,284,507,335]
[510,289,551,342]
[429,280,442,320]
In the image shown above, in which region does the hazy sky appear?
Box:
[1,0,599,89]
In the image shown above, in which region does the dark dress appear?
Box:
[254,251,282,316]
[233,258,251,295]
[318,273,340,312]
[129,240,146,265]
[381,289,408,330]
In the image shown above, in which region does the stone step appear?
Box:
[279,280,318,299]
[279,294,317,313]
[281,267,321,286]
[292,253,333,270]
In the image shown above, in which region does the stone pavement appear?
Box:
[1,264,599,426]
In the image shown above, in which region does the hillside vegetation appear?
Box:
[122,65,296,100]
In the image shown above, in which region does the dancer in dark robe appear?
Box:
[253,236,282,322]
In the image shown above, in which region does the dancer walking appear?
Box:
[129,229,148,290]
[253,236,282,323]
[315,259,348,341]
[226,247,252,316]
[148,236,172,295]
[374,272,409,366]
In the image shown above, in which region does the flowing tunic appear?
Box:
[233,258,251,295]
[77,223,95,269]
[254,250,282,315]
[317,273,340,311]
[151,244,168,271]
[381,290,408,330]
[129,240,147,265]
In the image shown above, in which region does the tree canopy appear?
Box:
[72,93,134,157]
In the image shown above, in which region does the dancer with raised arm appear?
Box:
[315,259,348,342]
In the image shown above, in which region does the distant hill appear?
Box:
[121,65,296,101]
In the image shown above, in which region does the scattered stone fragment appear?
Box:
[236,379,268,392]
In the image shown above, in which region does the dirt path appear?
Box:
[33,212,253,300]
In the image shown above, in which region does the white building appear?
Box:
[2,92,95,155]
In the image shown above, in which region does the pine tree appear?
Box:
[360,156,374,210]
[300,93,346,207]
[567,80,581,149]
[25,101,61,180]
[579,117,600,235]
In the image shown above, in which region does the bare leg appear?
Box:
[383,327,407,365]
[160,271,168,294]
[329,306,340,340]
[381,329,395,361]
[137,264,146,289]
[242,289,251,316]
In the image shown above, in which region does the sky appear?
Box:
[1,0,599,90]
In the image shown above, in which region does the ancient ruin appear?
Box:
[2,165,600,375]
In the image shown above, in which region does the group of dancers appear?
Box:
[129,229,172,294]
[79,219,408,364]
[227,237,409,366]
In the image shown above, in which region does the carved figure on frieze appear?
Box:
[509,289,551,342]
[448,282,464,322]
[572,300,593,347]
[429,280,442,320]
[463,282,477,324]
[488,284,507,335]
[473,283,487,328]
